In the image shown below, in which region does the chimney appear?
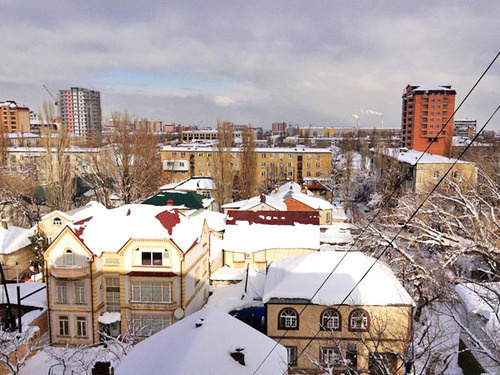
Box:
[1,220,7,230]
[260,194,266,203]
[167,199,174,206]
[301,185,307,194]
[274,185,279,193]
[195,318,205,328]
[126,209,131,216]
[230,348,245,366]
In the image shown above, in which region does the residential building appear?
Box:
[263,252,414,373]
[59,87,102,137]
[221,194,287,215]
[453,118,477,138]
[159,176,215,198]
[181,129,243,142]
[42,204,210,345]
[385,148,476,193]
[115,306,288,375]
[401,84,456,157]
[0,220,34,280]
[0,101,30,133]
[141,190,215,212]
[160,146,332,187]
[272,122,287,134]
[213,210,320,270]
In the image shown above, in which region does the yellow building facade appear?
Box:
[161,146,332,188]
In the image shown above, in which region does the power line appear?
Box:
[251,51,499,374]
[286,105,499,374]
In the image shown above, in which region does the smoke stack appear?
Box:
[381,114,384,129]
[167,199,174,206]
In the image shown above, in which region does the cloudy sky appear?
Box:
[1,1,499,130]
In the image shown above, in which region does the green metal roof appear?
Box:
[141,191,206,209]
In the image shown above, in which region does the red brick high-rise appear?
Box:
[401,84,456,157]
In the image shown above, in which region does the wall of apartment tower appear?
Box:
[59,88,102,137]
[401,87,455,157]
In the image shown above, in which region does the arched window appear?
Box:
[320,309,341,331]
[279,308,298,330]
[349,309,369,331]
[53,217,62,226]
[65,249,74,266]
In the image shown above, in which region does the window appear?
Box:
[321,348,341,365]
[171,152,177,157]
[261,171,266,176]
[65,249,74,266]
[233,252,245,262]
[279,308,298,329]
[180,152,186,157]
[198,161,204,166]
[58,316,69,336]
[261,153,266,158]
[316,154,320,159]
[57,282,67,303]
[253,251,266,263]
[279,153,284,159]
[207,153,212,157]
[287,162,293,167]
[433,171,440,179]
[288,153,293,159]
[138,249,170,266]
[349,309,369,331]
[451,171,459,179]
[132,314,172,337]
[131,281,172,303]
[316,163,320,168]
[104,257,120,266]
[321,309,340,330]
[286,346,297,366]
[234,162,240,167]
[76,316,87,337]
[105,278,121,312]
[261,162,266,167]
[198,152,204,157]
[53,217,62,225]
[74,282,85,303]
[195,265,202,285]
[270,153,275,158]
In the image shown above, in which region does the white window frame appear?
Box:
[131,281,173,303]
[76,316,88,337]
[74,282,85,303]
[58,315,69,336]
[57,282,67,303]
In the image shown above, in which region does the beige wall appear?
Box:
[223,248,317,269]
[413,162,476,193]
[0,246,33,280]
[267,303,412,374]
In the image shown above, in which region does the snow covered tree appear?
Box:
[0,327,42,375]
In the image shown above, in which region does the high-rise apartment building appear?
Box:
[0,101,30,133]
[59,87,102,136]
[401,84,456,157]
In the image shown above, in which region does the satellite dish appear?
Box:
[174,308,185,320]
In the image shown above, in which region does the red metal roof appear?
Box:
[155,210,181,235]
[226,210,319,225]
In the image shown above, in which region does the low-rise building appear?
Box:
[0,220,34,280]
[0,101,30,134]
[42,204,210,345]
[263,252,414,374]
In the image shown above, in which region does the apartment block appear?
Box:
[59,87,102,136]
[160,146,332,188]
[454,118,477,138]
[0,101,30,133]
[401,84,456,157]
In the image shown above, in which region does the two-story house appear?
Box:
[43,204,210,345]
[263,252,414,374]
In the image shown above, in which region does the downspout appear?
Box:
[89,257,95,345]
[45,260,52,344]
[180,259,184,311]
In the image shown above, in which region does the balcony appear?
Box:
[50,265,89,279]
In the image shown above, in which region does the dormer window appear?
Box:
[53,217,62,226]
[65,249,74,266]
[136,249,170,266]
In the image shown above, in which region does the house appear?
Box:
[0,220,34,280]
[115,306,288,375]
[216,211,320,270]
[221,194,287,214]
[42,204,210,346]
[263,252,414,374]
[382,148,476,193]
[271,182,335,226]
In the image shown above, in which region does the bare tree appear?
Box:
[212,121,234,211]
[238,125,258,200]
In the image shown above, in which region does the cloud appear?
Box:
[213,96,235,107]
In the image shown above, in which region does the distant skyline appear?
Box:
[1,1,499,130]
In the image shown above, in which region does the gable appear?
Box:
[43,226,94,265]
[284,198,315,212]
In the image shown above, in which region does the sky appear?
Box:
[1,1,499,130]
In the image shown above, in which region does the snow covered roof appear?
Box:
[320,223,353,245]
[263,252,414,306]
[456,282,499,324]
[270,181,313,199]
[284,192,334,210]
[210,266,245,282]
[186,209,226,232]
[160,176,216,192]
[208,269,266,312]
[0,223,33,255]
[116,307,287,375]
[387,148,468,165]
[222,195,286,211]
[69,204,205,255]
[0,100,28,109]
[162,145,331,153]
[0,282,46,309]
[410,84,454,93]
[222,222,320,253]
